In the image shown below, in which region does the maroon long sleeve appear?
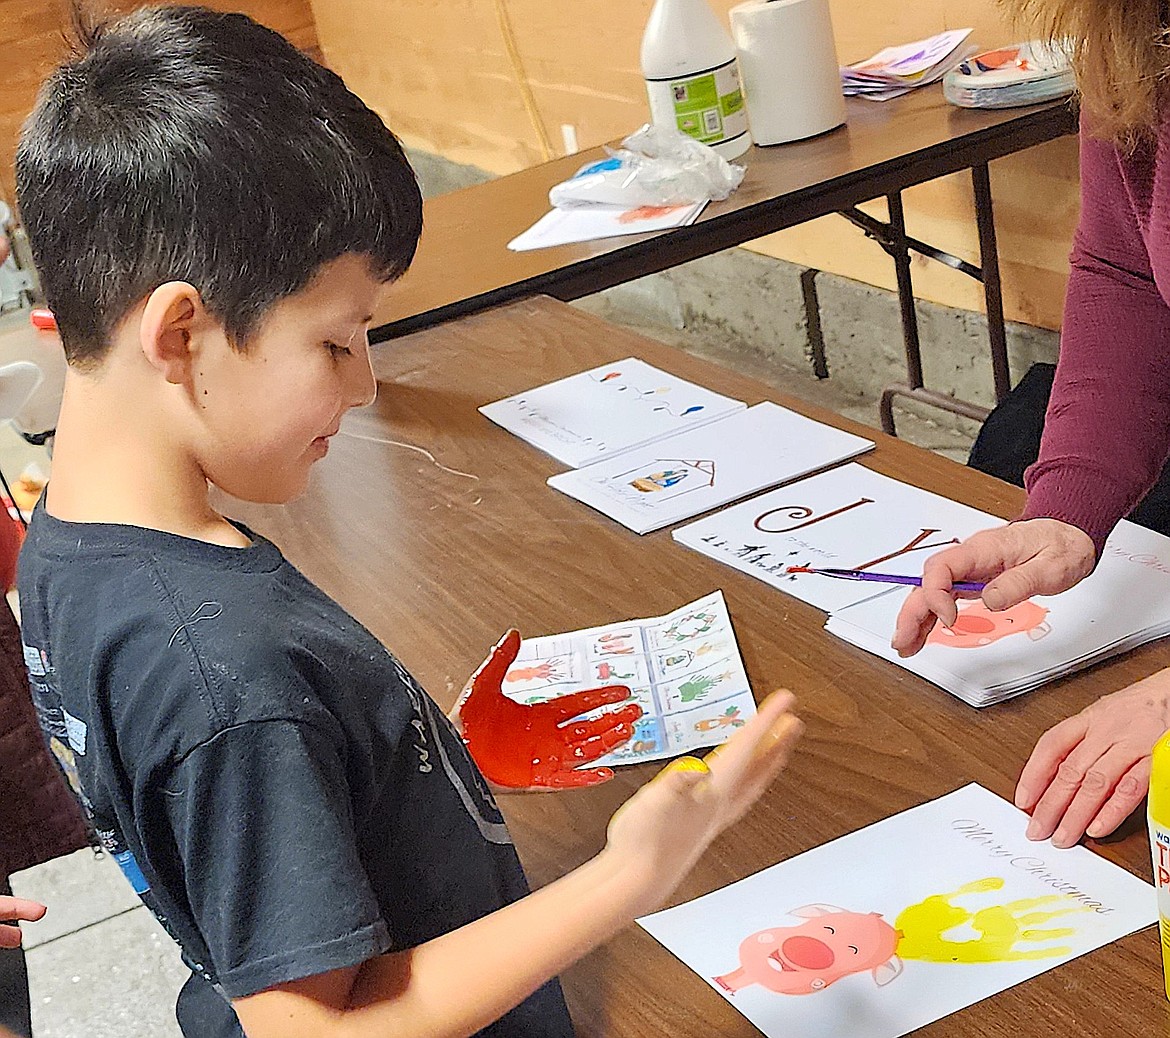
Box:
[1019,111,1170,556]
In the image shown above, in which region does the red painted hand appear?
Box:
[454,630,642,790]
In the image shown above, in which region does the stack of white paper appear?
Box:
[547,402,874,534]
[507,201,706,252]
[842,29,978,101]
[479,358,746,468]
[827,519,1170,707]
[943,41,1075,110]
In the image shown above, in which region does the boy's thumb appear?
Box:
[655,755,710,796]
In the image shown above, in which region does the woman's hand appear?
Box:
[1016,668,1170,847]
[892,519,1095,657]
[452,630,642,790]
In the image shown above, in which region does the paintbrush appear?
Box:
[784,566,986,593]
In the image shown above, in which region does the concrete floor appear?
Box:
[2,300,981,1036]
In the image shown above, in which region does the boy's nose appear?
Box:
[346,340,377,408]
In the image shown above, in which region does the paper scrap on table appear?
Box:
[507,201,706,251]
[501,590,755,766]
[639,783,1154,1038]
[548,401,874,534]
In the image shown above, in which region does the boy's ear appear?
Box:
[139,282,207,385]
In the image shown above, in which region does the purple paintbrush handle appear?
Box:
[822,569,986,593]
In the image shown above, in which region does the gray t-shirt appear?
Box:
[18,502,574,1038]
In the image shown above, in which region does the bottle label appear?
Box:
[646,59,747,147]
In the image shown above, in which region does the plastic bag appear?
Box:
[548,124,746,209]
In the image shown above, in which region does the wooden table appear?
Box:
[228,297,1165,1037]
[374,90,1078,435]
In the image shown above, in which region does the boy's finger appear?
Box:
[548,684,632,720]
[469,629,522,697]
[544,766,615,788]
[0,924,23,949]
[567,724,637,764]
[0,898,46,924]
[560,705,642,742]
[703,690,796,784]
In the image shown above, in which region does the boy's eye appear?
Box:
[325,341,352,358]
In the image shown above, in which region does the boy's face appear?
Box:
[191,253,383,504]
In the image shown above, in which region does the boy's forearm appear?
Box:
[339,848,648,1038]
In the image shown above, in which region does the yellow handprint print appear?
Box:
[895,877,1086,964]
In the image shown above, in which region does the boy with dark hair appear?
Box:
[15,6,802,1037]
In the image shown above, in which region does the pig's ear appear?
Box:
[872,956,904,987]
[1027,623,1052,641]
[791,904,846,918]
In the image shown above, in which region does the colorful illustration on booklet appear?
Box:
[587,629,642,657]
[656,607,720,644]
[712,878,1082,997]
[926,600,1051,649]
[652,640,728,679]
[596,714,664,762]
[673,669,735,706]
[621,459,717,502]
[694,704,746,733]
[588,368,707,419]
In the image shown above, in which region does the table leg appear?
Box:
[973,162,1011,403]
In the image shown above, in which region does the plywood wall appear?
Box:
[0,0,318,206]
[310,0,1078,330]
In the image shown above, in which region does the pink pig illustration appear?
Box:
[713,905,903,996]
[926,598,1051,649]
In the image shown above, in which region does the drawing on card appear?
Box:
[925,600,1051,649]
[659,608,719,643]
[594,659,640,682]
[588,629,642,657]
[712,878,1082,998]
[588,368,708,419]
[505,657,570,686]
[676,669,734,705]
[694,705,747,732]
[622,459,717,502]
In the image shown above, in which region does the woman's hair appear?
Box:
[1009,0,1170,143]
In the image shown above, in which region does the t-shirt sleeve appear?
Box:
[156,717,391,998]
[1020,114,1170,556]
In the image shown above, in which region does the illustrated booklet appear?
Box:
[502,590,756,766]
[547,401,874,534]
[639,783,1154,1038]
[479,358,746,468]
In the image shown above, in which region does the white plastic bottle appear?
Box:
[640,0,752,160]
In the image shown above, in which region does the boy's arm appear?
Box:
[233,690,802,1038]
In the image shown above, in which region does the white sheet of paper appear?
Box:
[673,464,1002,612]
[502,590,755,766]
[826,519,1170,706]
[639,784,1154,1038]
[507,201,706,251]
[546,402,874,534]
[480,357,746,468]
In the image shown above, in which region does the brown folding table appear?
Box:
[229,296,1160,1038]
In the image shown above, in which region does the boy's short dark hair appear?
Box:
[16,4,423,366]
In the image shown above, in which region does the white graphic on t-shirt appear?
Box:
[389,653,512,846]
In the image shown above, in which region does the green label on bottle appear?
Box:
[646,58,749,147]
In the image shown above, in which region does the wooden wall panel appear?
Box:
[0,0,319,206]
[312,0,1078,331]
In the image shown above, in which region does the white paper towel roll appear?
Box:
[730,0,847,145]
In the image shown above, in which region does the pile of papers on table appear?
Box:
[825,519,1170,707]
[943,41,1075,109]
[842,28,977,101]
